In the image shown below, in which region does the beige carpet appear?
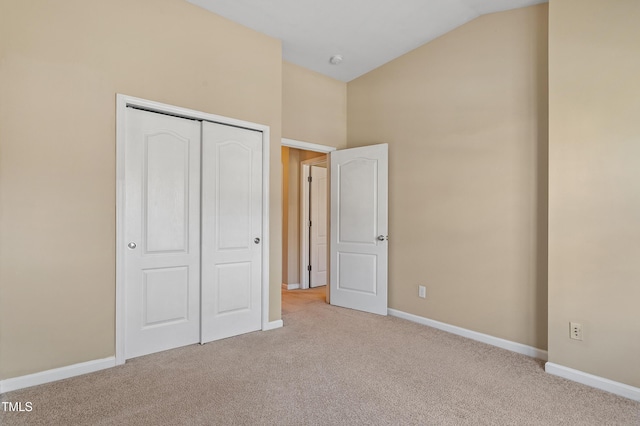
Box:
[1,287,638,425]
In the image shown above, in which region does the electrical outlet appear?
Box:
[570,322,583,341]
[418,285,426,299]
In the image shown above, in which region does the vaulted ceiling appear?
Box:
[188,0,547,82]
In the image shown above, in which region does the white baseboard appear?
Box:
[282,283,300,290]
[388,308,548,361]
[0,356,116,394]
[262,319,283,331]
[1,320,284,394]
[545,362,640,401]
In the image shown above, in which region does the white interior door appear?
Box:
[200,121,263,343]
[330,144,388,315]
[310,165,328,287]
[124,108,201,359]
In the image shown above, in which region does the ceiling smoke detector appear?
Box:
[329,55,343,65]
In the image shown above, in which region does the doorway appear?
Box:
[281,143,329,292]
[281,138,389,317]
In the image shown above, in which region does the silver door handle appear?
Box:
[377,235,388,241]
[254,238,260,244]
[128,242,137,249]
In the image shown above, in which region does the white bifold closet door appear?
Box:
[124,108,202,359]
[124,108,262,359]
[200,121,263,343]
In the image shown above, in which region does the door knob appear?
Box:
[254,238,260,244]
[128,242,137,249]
[377,235,387,241]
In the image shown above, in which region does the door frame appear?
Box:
[299,157,327,290]
[282,138,336,154]
[281,138,335,293]
[115,94,271,365]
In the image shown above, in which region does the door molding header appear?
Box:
[118,95,270,132]
[115,94,271,365]
[282,137,336,153]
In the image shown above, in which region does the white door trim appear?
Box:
[282,137,336,153]
[300,158,327,290]
[116,94,270,366]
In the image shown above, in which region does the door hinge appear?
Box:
[307,265,312,272]
[308,176,312,182]
[309,220,312,227]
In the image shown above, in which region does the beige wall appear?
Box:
[0,0,282,379]
[548,0,640,387]
[4,0,636,392]
[347,5,549,350]
[282,61,347,148]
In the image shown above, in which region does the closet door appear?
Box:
[200,121,263,343]
[124,108,201,359]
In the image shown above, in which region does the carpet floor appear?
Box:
[1,287,638,425]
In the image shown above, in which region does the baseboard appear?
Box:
[281,283,300,290]
[388,308,548,361]
[0,356,116,394]
[545,362,640,401]
[1,320,285,394]
[262,319,283,331]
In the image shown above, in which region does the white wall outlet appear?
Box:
[418,285,426,299]
[570,322,583,340]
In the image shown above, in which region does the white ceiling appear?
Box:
[188,0,547,82]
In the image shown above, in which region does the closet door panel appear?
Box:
[124,108,201,359]
[201,121,263,343]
